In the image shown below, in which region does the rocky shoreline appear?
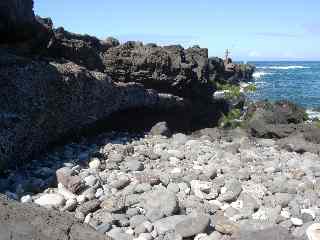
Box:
[2,1,320,240]
[1,115,320,240]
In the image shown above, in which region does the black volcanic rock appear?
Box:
[0,194,110,240]
[0,0,34,41]
[48,27,107,71]
[0,0,52,51]
[0,50,163,171]
[102,42,215,99]
[277,132,320,154]
[46,30,225,100]
[245,100,307,138]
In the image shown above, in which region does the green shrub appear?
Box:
[228,108,241,119]
[220,108,242,129]
[243,84,257,92]
[216,83,241,99]
[216,83,256,99]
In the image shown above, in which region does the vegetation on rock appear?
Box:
[243,84,257,92]
[220,108,242,129]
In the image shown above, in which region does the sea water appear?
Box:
[247,61,320,118]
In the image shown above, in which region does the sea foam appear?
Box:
[257,66,311,70]
[306,109,320,120]
[252,71,271,79]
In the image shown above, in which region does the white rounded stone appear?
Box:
[167,150,184,159]
[89,158,101,170]
[291,217,303,226]
[126,228,134,235]
[194,233,208,240]
[193,165,203,170]
[84,213,92,224]
[143,221,154,233]
[64,198,77,211]
[84,175,98,186]
[76,195,86,204]
[171,168,181,174]
[21,195,32,203]
[95,188,104,198]
[169,157,180,165]
[57,183,77,200]
[34,193,65,208]
[280,209,291,219]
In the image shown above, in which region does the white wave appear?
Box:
[257,66,311,70]
[254,81,266,84]
[252,71,271,79]
[306,109,320,120]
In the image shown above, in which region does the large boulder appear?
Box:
[246,100,307,138]
[303,124,320,144]
[149,121,172,137]
[231,226,298,240]
[277,133,320,154]
[0,194,110,240]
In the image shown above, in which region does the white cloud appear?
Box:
[282,51,303,59]
[248,51,261,57]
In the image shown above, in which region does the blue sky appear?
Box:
[34,0,320,61]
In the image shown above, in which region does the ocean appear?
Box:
[247,61,320,118]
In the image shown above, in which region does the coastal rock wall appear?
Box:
[48,28,254,99]
[0,0,35,40]
[49,28,216,99]
[48,27,108,72]
[0,0,52,51]
[0,50,169,170]
[102,43,214,99]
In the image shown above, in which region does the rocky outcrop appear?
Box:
[102,43,214,99]
[0,49,184,171]
[277,133,320,154]
[244,100,320,153]
[211,57,255,84]
[245,100,307,138]
[48,30,217,99]
[0,0,52,51]
[0,194,110,240]
[47,29,254,100]
[48,27,108,72]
